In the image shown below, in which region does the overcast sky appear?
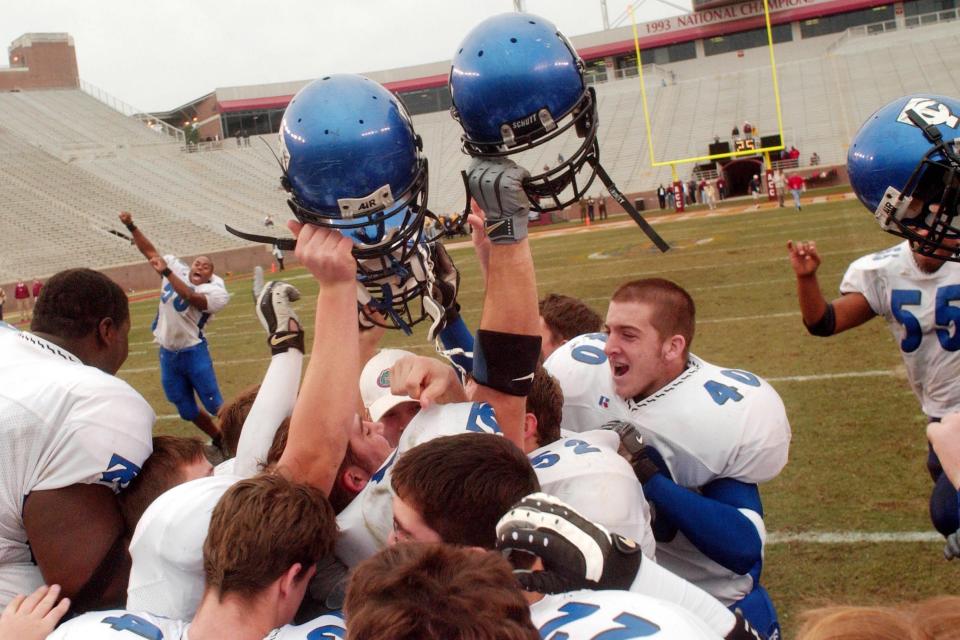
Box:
[2,0,692,112]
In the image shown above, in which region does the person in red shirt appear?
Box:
[31,279,42,300]
[14,279,30,323]
[787,173,805,210]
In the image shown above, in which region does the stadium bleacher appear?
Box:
[1,19,959,282]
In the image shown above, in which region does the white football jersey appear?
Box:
[0,328,154,607]
[269,611,347,639]
[46,610,189,639]
[530,429,655,559]
[545,333,791,606]
[841,241,960,417]
[544,333,632,432]
[335,402,502,567]
[530,590,722,640]
[154,255,229,351]
[127,474,240,620]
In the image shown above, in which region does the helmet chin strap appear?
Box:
[587,157,671,254]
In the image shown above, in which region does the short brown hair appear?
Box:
[119,435,207,530]
[345,543,539,640]
[526,366,563,447]
[796,606,919,640]
[217,384,261,458]
[539,293,603,343]
[391,433,539,549]
[203,473,337,599]
[611,278,696,353]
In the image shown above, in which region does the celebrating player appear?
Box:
[787,94,960,541]
[0,269,154,612]
[120,211,230,444]
[544,278,791,639]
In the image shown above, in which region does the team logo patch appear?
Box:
[598,395,610,408]
[377,369,391,388]
[897,97,959,129]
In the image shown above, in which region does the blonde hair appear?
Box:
[797,605,920,640]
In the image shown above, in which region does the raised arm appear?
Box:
[464,159,541,449]
[118,211,160,261]
[787,240,875,335]
[146,256,209,311]
[277,222,358,494]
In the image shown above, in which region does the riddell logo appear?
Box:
[377,370,391,388]
[897,98,960,129]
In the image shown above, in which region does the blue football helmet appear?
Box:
[279,74,437,331]
[449,13,600,212]
[849,94,960,260]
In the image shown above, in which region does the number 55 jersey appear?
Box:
[841,241,960,418]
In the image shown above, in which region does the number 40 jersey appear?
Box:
[544,333,791,489]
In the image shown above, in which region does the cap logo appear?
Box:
[377,369,391,388]
[897,98,959,129]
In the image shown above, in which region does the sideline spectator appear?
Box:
[717,176,727,200]
[578,197,587,222]
[749,174,762,207]
[272,245,285,272]
[598,193,607,220]
[731,125,740,138]
[14,279,29,324]
[787,173,805,210]
[743,121,753,137]
[705,179,718,211]
[0,287,5,322]
[30,280,41,304]
[587,196,595,222]
[774,170,786,208]
[810,152,820,166]
[666,185,675,210]
[657,184,666,209]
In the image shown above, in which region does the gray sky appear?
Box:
[3,1,692,112]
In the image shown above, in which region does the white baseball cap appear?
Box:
[360,349,418,421]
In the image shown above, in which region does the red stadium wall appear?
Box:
[0,34,79,92]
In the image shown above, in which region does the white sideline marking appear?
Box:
[699,311,798,324]
[767,531,942,544]
[767,370,895,382]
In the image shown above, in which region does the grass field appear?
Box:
[116,194,956,637]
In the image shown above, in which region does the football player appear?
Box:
[0,269,153,612]
[788,94,960,540]
[385,437,754,639]
[120,211,230,444]
[49,474,339,640]
[544,278,790,639]
[539,293,604,360]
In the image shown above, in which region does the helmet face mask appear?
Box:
[449,13,600,212]
[278,74,438,331]
[849,94,960,261]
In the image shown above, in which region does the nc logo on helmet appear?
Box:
[897,98,959,129]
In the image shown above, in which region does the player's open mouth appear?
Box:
[612,363,629,377]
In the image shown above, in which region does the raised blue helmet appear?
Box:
[279,74,437,332]
[449,12,599,212]
[849,94,960,260]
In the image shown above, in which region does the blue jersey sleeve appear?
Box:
[439,315,475,375]
[642,475,763,576]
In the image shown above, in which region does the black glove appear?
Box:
[465,157,532,244]
[430,241,461,325]
[256,281,304,355]
[727,610,764,640]
[945,528,960,561]
[603,419,662,484]
[495,492,642,594]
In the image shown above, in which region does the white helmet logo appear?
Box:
[897,98,959,129]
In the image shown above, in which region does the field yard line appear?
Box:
[699,311,798,324]
[767,370,895,382]
[767,531,942,544]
